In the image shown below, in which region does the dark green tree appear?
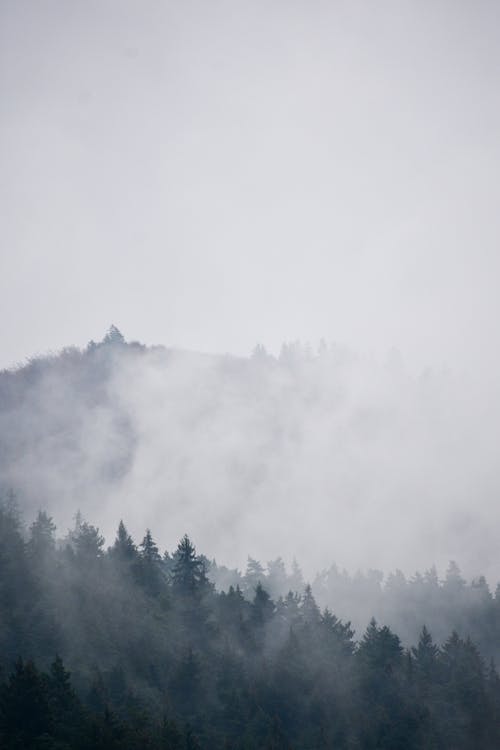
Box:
[412,625,439,685]
[28,510,56,563]
[252,581,274,628]
[172,535,208,596]
[69,514,105,561]
[301,584,321,626]
[45,654,83,745]
[137,528,164,596]
[357,618,403,675]
[0,659,51,748]
[110,520,137,562]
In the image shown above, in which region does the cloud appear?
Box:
[2,337,499,583]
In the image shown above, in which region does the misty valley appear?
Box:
[1,332,500,749]
[4,0,500,741]
[4,0,500,745]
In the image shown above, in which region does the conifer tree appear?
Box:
[138,529,163,596]
[110,520,137,562]
[0,659,51,746]
[301,584,321,626]
[172,534,208,595]
[69,515,105,561]
[412,625,439,684]
[103,324,125,345]
[28,511,56,562]
[357,618,403,675]
[140,529,161,562]
[245,556,265,596]
[251,581,274,627]
[46,654,80,735]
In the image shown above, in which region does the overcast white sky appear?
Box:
[1,1,500,371]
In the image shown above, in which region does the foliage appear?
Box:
[1,497,500,749]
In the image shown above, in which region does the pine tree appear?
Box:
[321,608,355,658]
[103,325,125,345]
[245,556,265,595]
[357,618,403,675]
[46,654,81,740]
[301,584,320,626]
[251,581,274,627]
[110,520,137,562]
[444,561,466,592]
[140,529,161,564]
[1,659,52,746]
[69,515,105,561]
[172,535,208,596]
[412,625,439,685]
[138,529,163,596]
[28,510,56,562]
[0,496,39,659]
[439,632,489,747]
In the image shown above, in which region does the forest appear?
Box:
[1,496,499,750]
[4,0,500,746]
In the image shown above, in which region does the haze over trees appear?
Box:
[1,328,499,584]
[4,0,500,744]
[2,332,500,747]
[1,496,500,750]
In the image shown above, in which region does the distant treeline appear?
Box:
[1,498,500,749]
[210,556,500,665]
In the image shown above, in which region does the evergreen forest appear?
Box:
[1,497,499,750]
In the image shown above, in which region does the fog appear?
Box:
[3,5,500,747]
[2,2,500,579]
[1,334,500,585]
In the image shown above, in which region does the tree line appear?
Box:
[1,496,500,749]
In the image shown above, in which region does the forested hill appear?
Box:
[1,499,500,750]
[1,326,499,584]
[2,328,500,655]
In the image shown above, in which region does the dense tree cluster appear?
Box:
[209,558,500,664]
[1,497,500,749]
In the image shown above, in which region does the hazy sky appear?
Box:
[1,1,500,371]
